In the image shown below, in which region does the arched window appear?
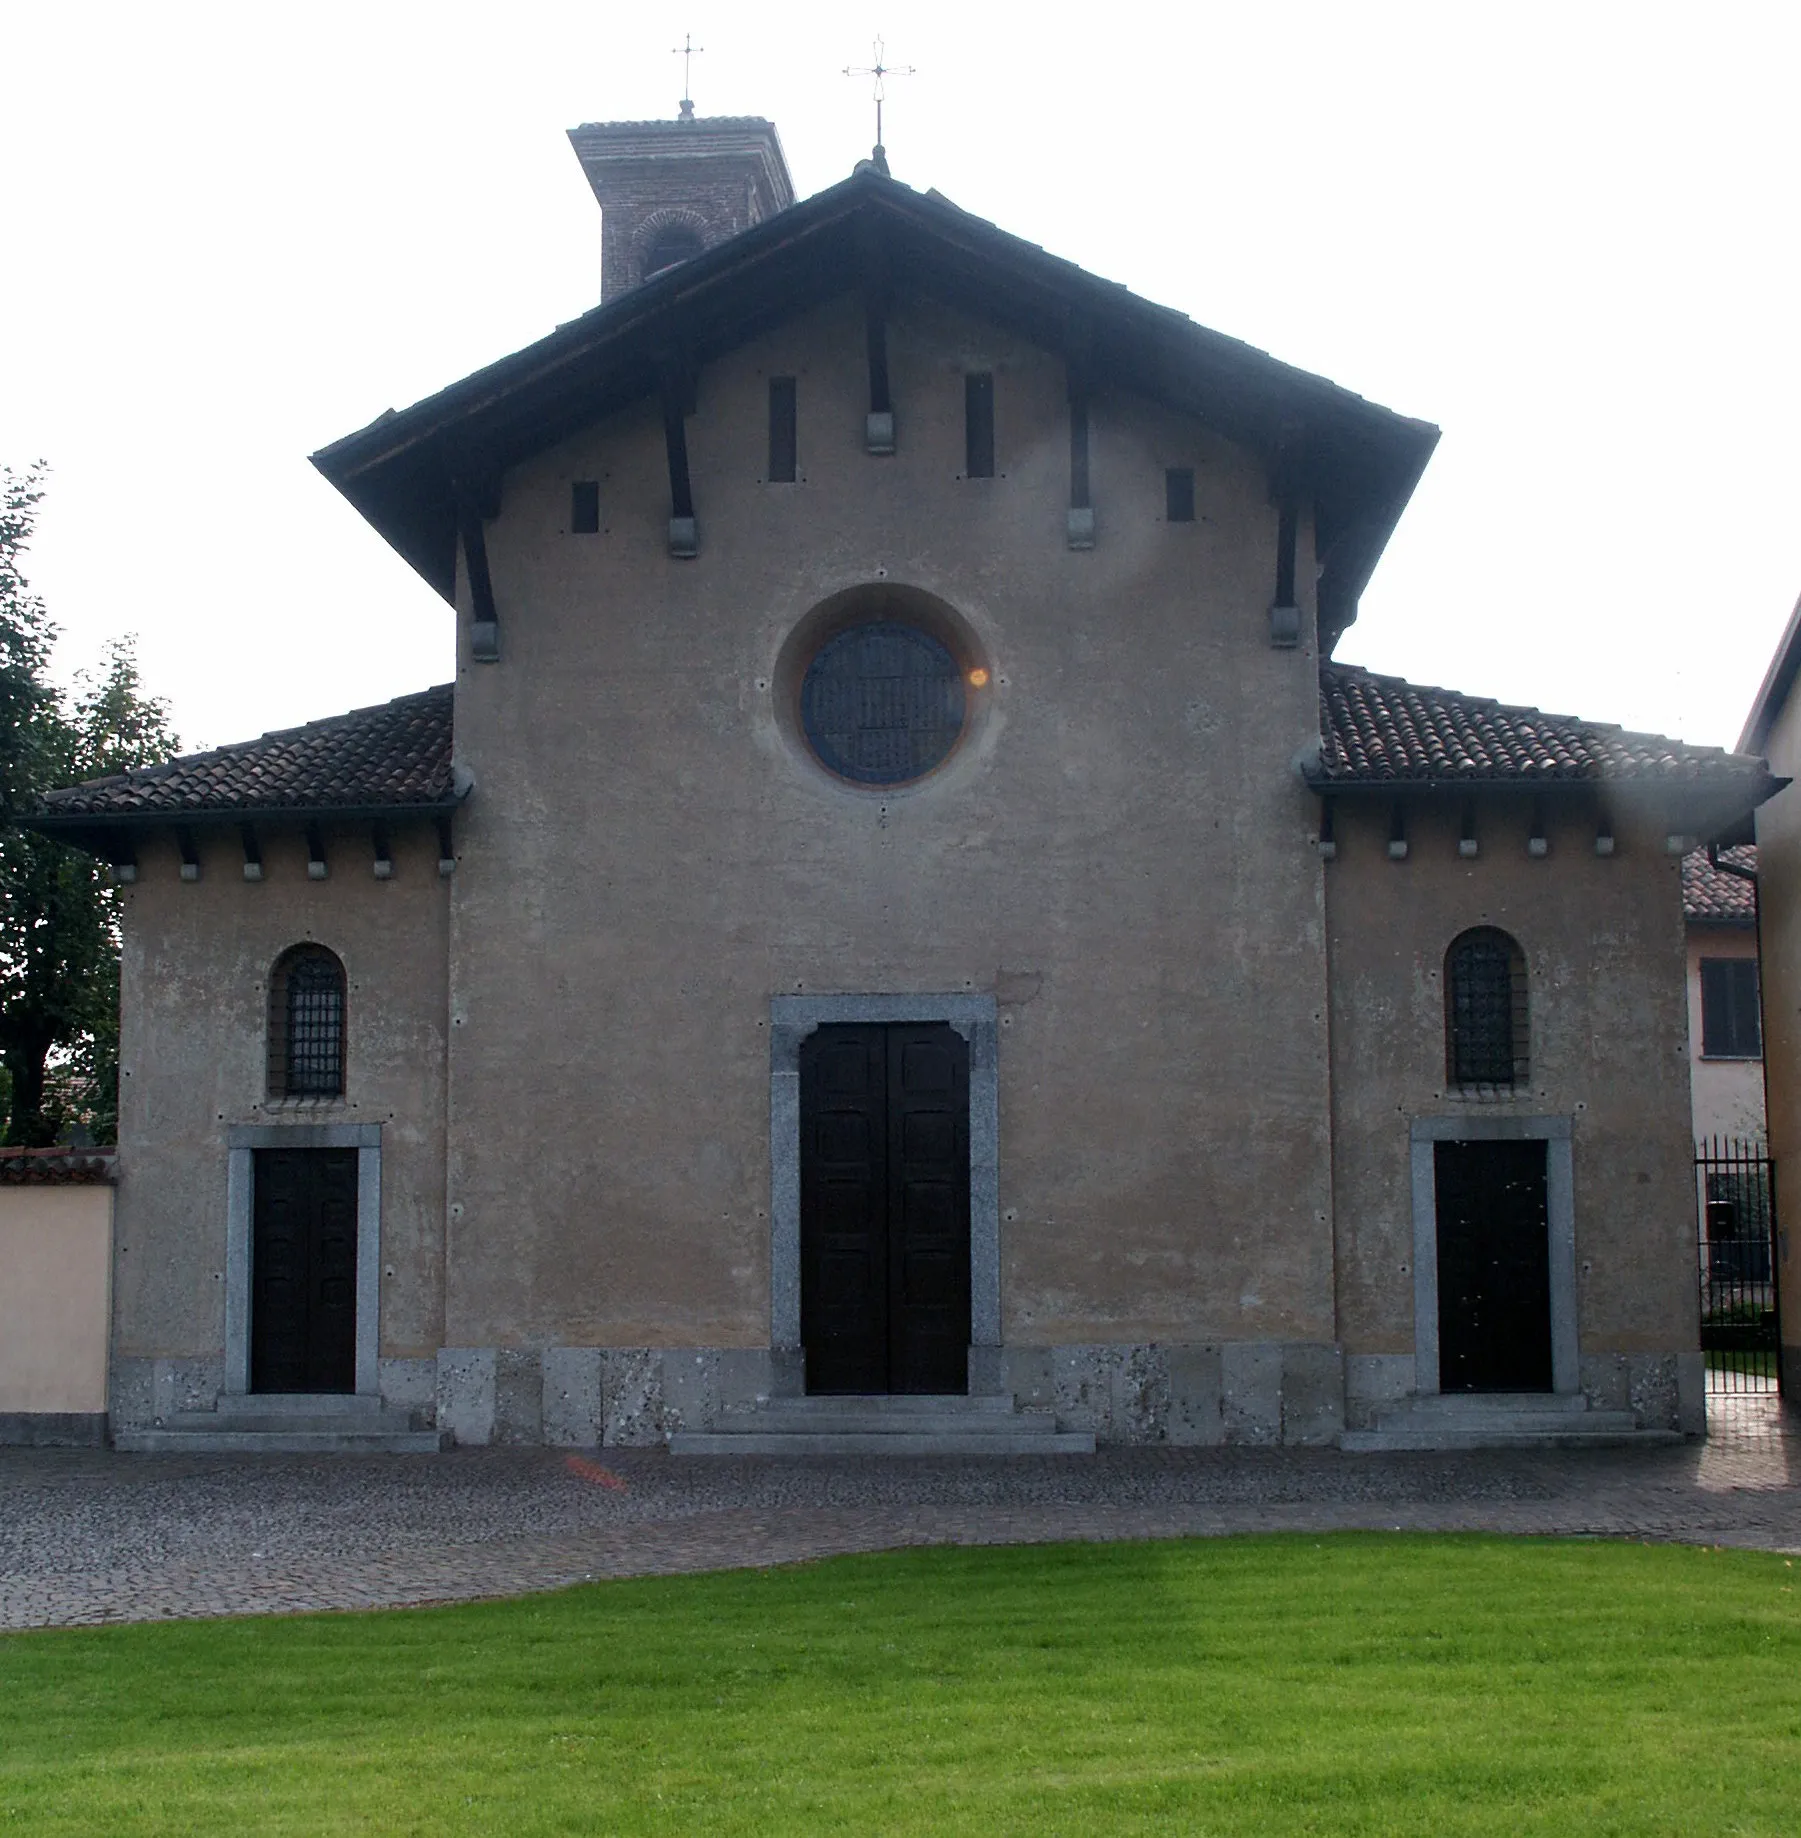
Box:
[1445,927,1528,1088]
[268,945,346,1099]
[641,223,704,279]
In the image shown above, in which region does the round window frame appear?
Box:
[773,583,991,794]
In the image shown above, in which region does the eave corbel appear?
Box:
[451,460,503,663]
[659,352,699,557]
[239,823,263,882]
[856,218,895,454]
[1064,315,1094,550]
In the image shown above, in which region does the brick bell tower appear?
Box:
[568,105,795,303]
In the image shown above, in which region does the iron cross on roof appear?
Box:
[673,33,704,119]
[844,36,915,171]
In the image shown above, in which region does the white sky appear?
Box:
[3,1,1797,755]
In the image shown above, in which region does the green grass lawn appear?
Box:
[4,1535,1799,1835]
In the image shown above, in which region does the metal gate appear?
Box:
[1695,1137,1781,1395]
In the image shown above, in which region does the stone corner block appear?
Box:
[660,1349,721,1433]
[1280,1342,1344,1447]
[601,1348,668,1447]
[1220,1341,1282,1446]
[436,1347,497,1446]
[1165,1344,1224,1447]
[541,1347,604,1447]
[379,1357,437,1422]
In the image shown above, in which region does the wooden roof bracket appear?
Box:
[660,353,699,557]
[1065,317,1094,550]
[857,217,895,454]
[176,825,201,882]
[452,463,502,663]
[1268,420,1305,649]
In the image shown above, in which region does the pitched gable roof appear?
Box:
[312,167,1438,652]
[33,685,455,830]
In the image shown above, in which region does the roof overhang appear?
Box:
[1303,769,1785,844]
[1738,588,1801,755]
[312,169,1439,651]
[23,799,462,861]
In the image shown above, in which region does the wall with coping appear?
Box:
[1324,797,1701,1430]
[0,1185,113,1440]
[443,290,1335,1366]
[111,824,449,1426]
[1752,693,1801,1395]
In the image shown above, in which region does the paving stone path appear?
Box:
[3,1396,1797,1631]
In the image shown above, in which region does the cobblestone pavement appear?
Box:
[3,1396,1797,1631]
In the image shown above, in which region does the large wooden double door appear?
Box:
[1435,1139,1553,1392]
[800,1022,972,1394]
[251,1147,358,1394]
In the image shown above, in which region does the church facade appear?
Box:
[37,115,1775,1450]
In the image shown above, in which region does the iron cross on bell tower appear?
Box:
[844,36,915,174]
[673,33,704,120]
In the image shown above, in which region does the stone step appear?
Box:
[191,1412,425,1436]
[1340,1426,1681,1452]
[212,1392,388,1416]
[723,1407,1062,1436]
[755,1393,1019,1416]
[670,1428,1096,1457]
[114,1426,447,1455]
[1398,1392,1593,1419]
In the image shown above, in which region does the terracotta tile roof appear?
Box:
[1683,846,1758,924]
[1314,664,1767,789]
[39,684,455,820]
[0,1148,116,1185]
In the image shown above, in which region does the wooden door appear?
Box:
[1435,1139,1552,1392]
[800,1022,971,1394]
[251,1147,358,1393]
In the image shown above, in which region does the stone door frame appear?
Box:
[1409,1113,1578,1396]
[770,994,1000,1385]
[223,1122,383,1399]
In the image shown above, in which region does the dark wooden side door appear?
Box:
[251,1147,358,1393]
[800,1022,971,1394]
[1435,1139,1552,1392]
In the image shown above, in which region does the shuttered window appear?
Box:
[1701,957,1762,1058]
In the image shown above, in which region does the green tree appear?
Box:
[0,466,178,1145]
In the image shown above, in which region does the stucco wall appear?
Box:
[0,1185,112,1417]
[1326,799,1698,1388]
[112,824,449,1411]
[1685,926,1766,1143]
[1752,693,1801,1390]
[445,291,1334,1354]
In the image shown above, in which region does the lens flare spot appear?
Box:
[967,667,990,688]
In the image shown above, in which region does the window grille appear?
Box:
[1700,957,1761,1058]
[268,946,346,1099]
[800,621,967,786]
[1445,927,1527,1088]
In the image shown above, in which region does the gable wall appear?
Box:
[110,826,449,1418]
[444,291,1335,1354]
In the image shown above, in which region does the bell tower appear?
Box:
[568,113,795,303]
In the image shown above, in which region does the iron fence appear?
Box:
[1694,1136,1780,1395]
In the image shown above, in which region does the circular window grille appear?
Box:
[800,621,968,785]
